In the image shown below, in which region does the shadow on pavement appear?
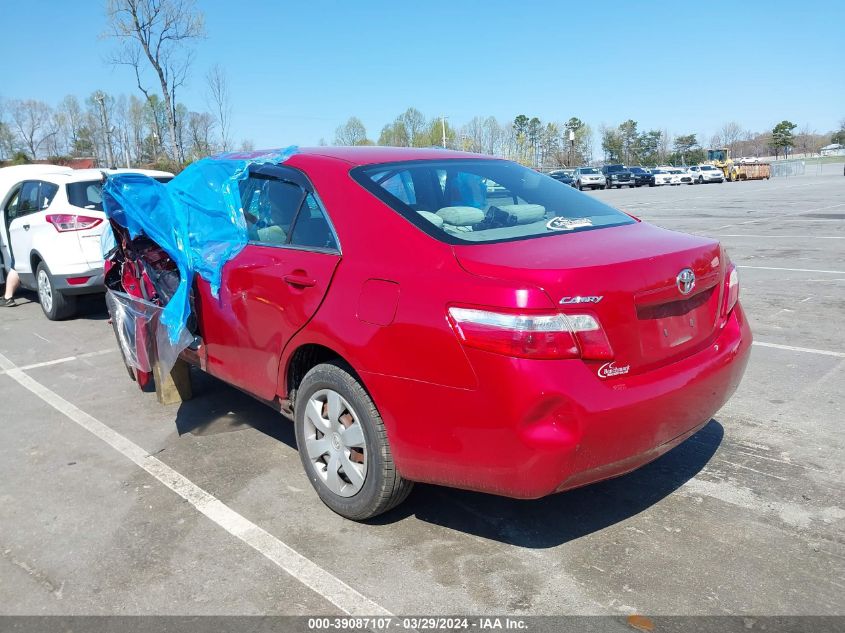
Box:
[174,369,295,446]
[374,419,724,548]
[172,368,722,548]
[12,289,109,321]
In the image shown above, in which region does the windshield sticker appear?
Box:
[546,217,593,231]
[598,361,630,379]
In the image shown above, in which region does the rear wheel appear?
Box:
[294,361,413,520]
[36,262,76,320]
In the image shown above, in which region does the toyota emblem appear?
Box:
[676,268,696,295]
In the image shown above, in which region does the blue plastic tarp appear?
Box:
[102,147,297,344]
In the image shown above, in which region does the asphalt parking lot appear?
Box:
[1,164,843,617]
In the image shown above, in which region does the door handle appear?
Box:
[22,224,30,230]
[283,274,316,288]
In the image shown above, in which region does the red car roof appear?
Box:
[290,146,495,166]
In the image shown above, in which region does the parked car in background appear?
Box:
[650,168,675,186]
[688,165,725,184]
[105,146,751,520]
[601,164,635,189]
[628,166,655,187]
[548,169,574,186]
[667,168,694,185]
[0,165,173,319]
[573,167,606,190]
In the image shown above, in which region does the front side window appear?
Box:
[353,159,635,244]
[3,185,22,221]
[16,181,41,218]
[240,175,305,244]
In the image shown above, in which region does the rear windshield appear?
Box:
[351,159,635,245]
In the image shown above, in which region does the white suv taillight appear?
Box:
[447,306,614,360]
[45,214,102,232]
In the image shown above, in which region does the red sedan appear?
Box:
[109,147,751,520]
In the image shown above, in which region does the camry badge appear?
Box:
[676,268,696,295]
[560,296,603,304]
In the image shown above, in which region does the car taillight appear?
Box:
[723,264,739,315]
[45,214,102,232]
[447,307,614,360]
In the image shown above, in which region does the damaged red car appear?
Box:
[104,147,751,520]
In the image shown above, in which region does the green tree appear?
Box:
[672,134,699,165]
[601,125,623,162]
[617,119,639,164]
[378,118,408,146]
[565,117,592,166]
[637,130,662,165]
[771,120,797,159]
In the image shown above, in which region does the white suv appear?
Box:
[687,164,725,184]
[0,165,173,319]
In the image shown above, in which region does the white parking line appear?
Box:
[718,234,845,240]
[0,350,391,617]
[0,348,116,375]
[738,266,845,274]
[753,342,845,359]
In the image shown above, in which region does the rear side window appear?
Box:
[39,182,59,209]
[67,181,105,210]
[353,159,634,245]
[289,193,338,250]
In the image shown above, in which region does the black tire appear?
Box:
[294,361,413,520]
[35,261,76,320]
[697,176,703,184]
[577,182,583,191]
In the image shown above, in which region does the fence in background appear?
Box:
[770,159,806,178]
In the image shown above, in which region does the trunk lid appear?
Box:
[453,222,725,374]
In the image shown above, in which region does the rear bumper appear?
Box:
[53,268,105,295]
[365,304,751,498]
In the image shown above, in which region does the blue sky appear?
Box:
[1,0,843,147]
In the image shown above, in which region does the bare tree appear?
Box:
[334,117,368,145]
[206,64,231,151]
[400,108,426,147]
[719,121,743,154]
[58,95,86,156]
[107,0,205,163]
[9,99,54,158]
[186,111,216,158]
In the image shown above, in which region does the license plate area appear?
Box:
[636,287,716,353]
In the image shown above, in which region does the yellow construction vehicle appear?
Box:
[705,148,770,181]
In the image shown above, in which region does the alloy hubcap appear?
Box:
[37,270,52,312]
[303,389,367,497]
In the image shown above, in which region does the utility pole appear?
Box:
[569,128,575,167]
[441,116,448,148]
[94,91,115,168]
